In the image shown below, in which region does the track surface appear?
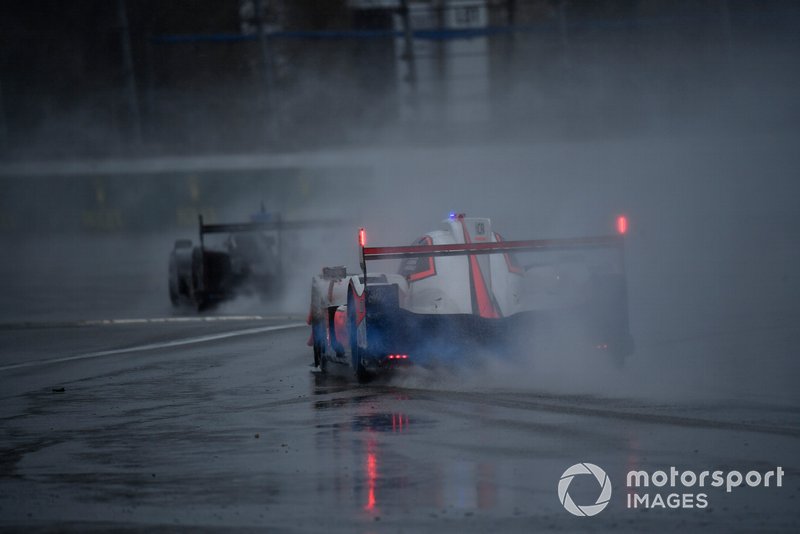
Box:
[0,319,798,532]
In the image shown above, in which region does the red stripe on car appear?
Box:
[459,220,501,319]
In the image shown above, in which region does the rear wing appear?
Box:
[357,216,629,283]
[198,214,347,247]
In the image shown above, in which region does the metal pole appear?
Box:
[116,0,142,145]
[503,0,518,105]
[557,0,569,52]
[254,0,272,86]
[399,0,418,93]
[719,0,735,64]
[434,0,446,123]
[144,33,156,131]
[253,0,276,134]
[0,80,8,152]
[506,0,516,26]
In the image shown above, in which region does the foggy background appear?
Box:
[0,1,798,156]
[0,0,798,402]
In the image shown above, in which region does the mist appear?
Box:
[1,1,799,408]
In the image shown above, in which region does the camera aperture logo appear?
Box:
[558,463,612,517]
[558,463,785,516]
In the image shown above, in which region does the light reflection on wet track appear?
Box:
[0,322,798,531]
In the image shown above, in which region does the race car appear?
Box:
[309,213,633,381]
[169,210,336,310]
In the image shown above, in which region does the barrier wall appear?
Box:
[0,164,371,234]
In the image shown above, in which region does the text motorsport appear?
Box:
[626,466,784,509]
[558,463,785,515]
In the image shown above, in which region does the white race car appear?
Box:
[309,213,632,381]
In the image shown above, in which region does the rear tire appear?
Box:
[195,296,211,312]
[312,321,325,371]
[313,340,322,368]
[348,291,372,383]
[191,248,207,312]
[169,278,179,307]
[355,356,371,383]
[316,345,325,372]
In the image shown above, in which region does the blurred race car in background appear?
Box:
[169,209,336,310]
[309,213,633,381]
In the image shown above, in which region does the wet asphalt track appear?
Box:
[0,319,798,532]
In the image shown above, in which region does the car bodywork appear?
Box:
[309,214,633,381]
[169,212,335,310]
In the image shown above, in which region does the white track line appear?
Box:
[0,315,303,329]
[0,322,306,372]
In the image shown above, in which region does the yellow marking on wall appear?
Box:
[94,178,106,206]
[82,209,123,230]
[187,175,200,202]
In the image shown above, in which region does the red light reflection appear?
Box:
[391,413,409,432]
[365,438,378,512]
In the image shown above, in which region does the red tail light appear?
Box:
[617,215,628,235]
[359,228,367,247]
